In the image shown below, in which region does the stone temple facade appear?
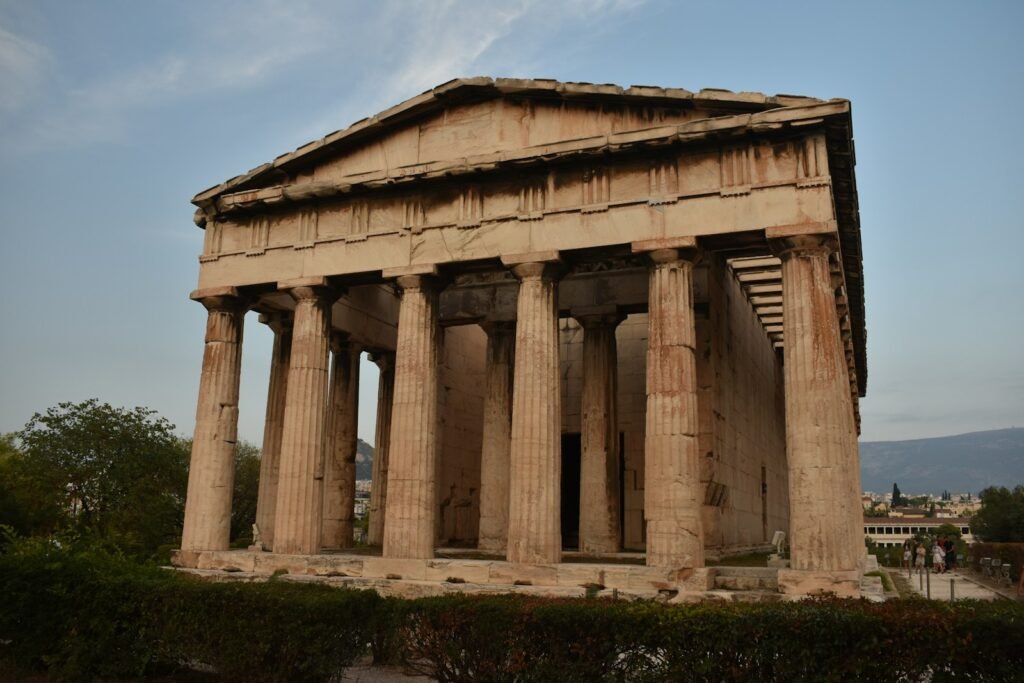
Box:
[173,78,868,597]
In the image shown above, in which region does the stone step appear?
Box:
[713,566,779,578]
[699,590,784,603]
[713,575,779,591]
[711,567,779,591]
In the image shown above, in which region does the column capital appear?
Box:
[480,320,516,338]
[329,330,360,355]
[278,276,343,304]
[571,306,624,329]
[190,286,249,312]
[631,236,698,262]
[257,310,293,333]
[369,349,395,372]
[766,224,839,259]
[508,261,564,282]
[394,273,443,292]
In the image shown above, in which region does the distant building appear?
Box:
[889,507,927,518]
[864,517,974,548]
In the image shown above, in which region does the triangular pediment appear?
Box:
[193,77,823,206]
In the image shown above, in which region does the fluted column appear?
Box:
[506,259,562,564]
[382,274,441,559]
[577,313,622,554]
[775,234,861,572]
[642,248,704,569]
[367,351,395,546]
[322,333,360,549]
[273,279,339,555]
[181,288,247,552]
[477,321,515,552]
[253,312,292,550]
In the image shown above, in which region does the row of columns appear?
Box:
[182,231,861,575]
[181,279,397,556]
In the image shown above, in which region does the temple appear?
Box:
[172,78,868,597]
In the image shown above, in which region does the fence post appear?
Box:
[950,577,955,601]
[926,569,931,599]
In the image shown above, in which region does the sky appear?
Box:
[0,0,1021,446]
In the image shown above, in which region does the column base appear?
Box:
[777,569,861,598]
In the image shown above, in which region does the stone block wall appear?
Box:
[704,258,789,551]
[437,324,486,544]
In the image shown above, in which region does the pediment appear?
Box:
[194,78,823,206]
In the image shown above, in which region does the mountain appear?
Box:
[355,438,374,480]
[351,429,1023,494]
[859,428,1024,495]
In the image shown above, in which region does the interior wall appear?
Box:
[437,324,486,545]
[705,257,789,551]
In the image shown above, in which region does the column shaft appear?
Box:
[367,352,395,546]
[382,275,440,559]
[181,292,246,552]
[507,262,562,564]
[322,335,360,549]
[643,250,704,569]
[477,322,515,552]
[578,315,621,554]
[779,237,861,572]
[254,314,291,550]
[273,284,337,555]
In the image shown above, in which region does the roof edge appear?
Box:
[193,77,827,205]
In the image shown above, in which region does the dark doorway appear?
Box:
[561,433,581,550]
[761,464,768,542]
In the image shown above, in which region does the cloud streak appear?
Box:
[0,24,50,112]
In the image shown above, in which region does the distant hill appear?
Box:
[352,430,1023,494]
[860,428,1024,495]
[356,438,373,480]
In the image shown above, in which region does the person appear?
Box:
[915,542,926,573]
[945,538,957,572]
[933,540,946,574]
[903,541,912,574]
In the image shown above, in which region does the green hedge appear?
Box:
[2,545,1023,682]
[0,545,382,681]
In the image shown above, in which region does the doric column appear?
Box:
[253,312,292,551]
[382,271,441,559]
[504,255,563,564]
[181,287,247,552]
[773,232,860,573]
[640,246,704,569]
[321,333,360,549]
[477,321,515,552]
[577,312,622,554]
[273,278,339,555]
[366,351,395,546]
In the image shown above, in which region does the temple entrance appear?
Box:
[561,433,581,550]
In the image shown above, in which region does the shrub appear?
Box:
[2,543,1023,682]
[0,542,381,681]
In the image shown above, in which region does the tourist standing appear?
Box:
[945,538,957,572]
[915,542,926,573]
[903,540,913,574]
[932,540,946,574]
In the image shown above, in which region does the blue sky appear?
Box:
[0,0,1021,445]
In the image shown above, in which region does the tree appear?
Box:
[971,486,1024,542]
[13,399,189,557]
[891,482,902,507]
[231,441,261,543]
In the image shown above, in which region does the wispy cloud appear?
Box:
[2,0,649,156]
[291,0,649,148]
[0,24,50,111]
[4,0,336,153]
